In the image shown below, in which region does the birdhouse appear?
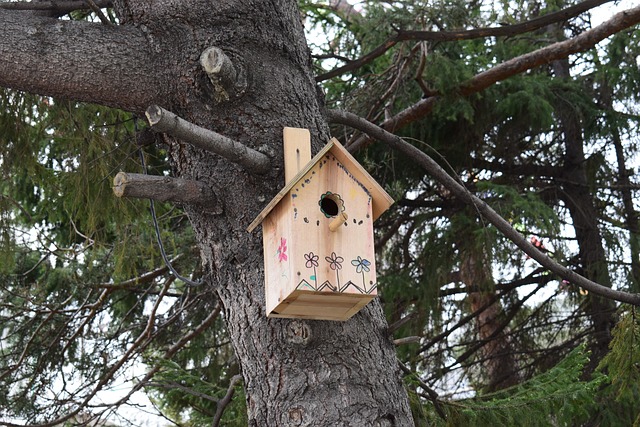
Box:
[247,128,394,321]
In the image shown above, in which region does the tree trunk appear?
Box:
[552,58,616,370]
[0,0,414,424]
[599,83,640,291]
[460,245,519,392]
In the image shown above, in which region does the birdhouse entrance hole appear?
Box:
[319,192,344,217]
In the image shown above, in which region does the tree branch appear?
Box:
[0,9,162,112]
[460,5,640,96]
[327,109,640,306]
[113,172,220,211]
[326,0,363,22]
[145,105,271,175]
[211,374,243,427]
[345,4,640,152]
[315,0,614,82]
[0,0,112,13]
[398,0,614,42]
[85,0,112,25]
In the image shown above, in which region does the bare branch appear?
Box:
[393,336,421,346]
[325,0,363,23]
[145,105,271,175]
[327,109,640,306]
[460,5,640,95]
[113,172,220,211]
[315,0,614,82]
[398,0,614,42]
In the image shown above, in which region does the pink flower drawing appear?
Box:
[277,237,288,262]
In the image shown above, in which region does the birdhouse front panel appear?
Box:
[262,151,379,320]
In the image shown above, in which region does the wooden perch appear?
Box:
[113,172,220,211]
[145,105,270,175]
[329,212,348,232]
[200,47,238,102]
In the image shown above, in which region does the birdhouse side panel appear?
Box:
[262,199,297,315]
[288,155,379,297]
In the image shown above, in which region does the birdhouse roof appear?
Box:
[247,138,393,232]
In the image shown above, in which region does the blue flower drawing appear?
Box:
[351,256,371,273]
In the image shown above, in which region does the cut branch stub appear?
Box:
[145,105,271,175]
[199,47,245,102]
[113,172,221,212]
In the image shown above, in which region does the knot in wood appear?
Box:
[285,320,312,345]
[373,415,395,427]
[287,407,303,426]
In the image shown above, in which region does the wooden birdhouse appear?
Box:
[247,128,394,321]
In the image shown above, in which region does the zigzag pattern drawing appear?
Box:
[296,279,376,294]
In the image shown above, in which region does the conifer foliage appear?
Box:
[1,0,640,425]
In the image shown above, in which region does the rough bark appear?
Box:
[0,1,414,425]
[0,9,162,112]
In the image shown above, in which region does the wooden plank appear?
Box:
[268,290,375,321]
[283,127,311,183]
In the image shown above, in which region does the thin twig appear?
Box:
[84,0,110,24]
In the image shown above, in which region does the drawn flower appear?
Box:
[325,252,344,270]
[276,237,288,262]
[304,252,319,268]
[351,256,371,273]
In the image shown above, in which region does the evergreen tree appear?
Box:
[0,0,639,425]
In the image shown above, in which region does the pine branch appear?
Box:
[145,105,271,175]
[345,4,640,152]
[327,109,640,306]
[315,0,614,82]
